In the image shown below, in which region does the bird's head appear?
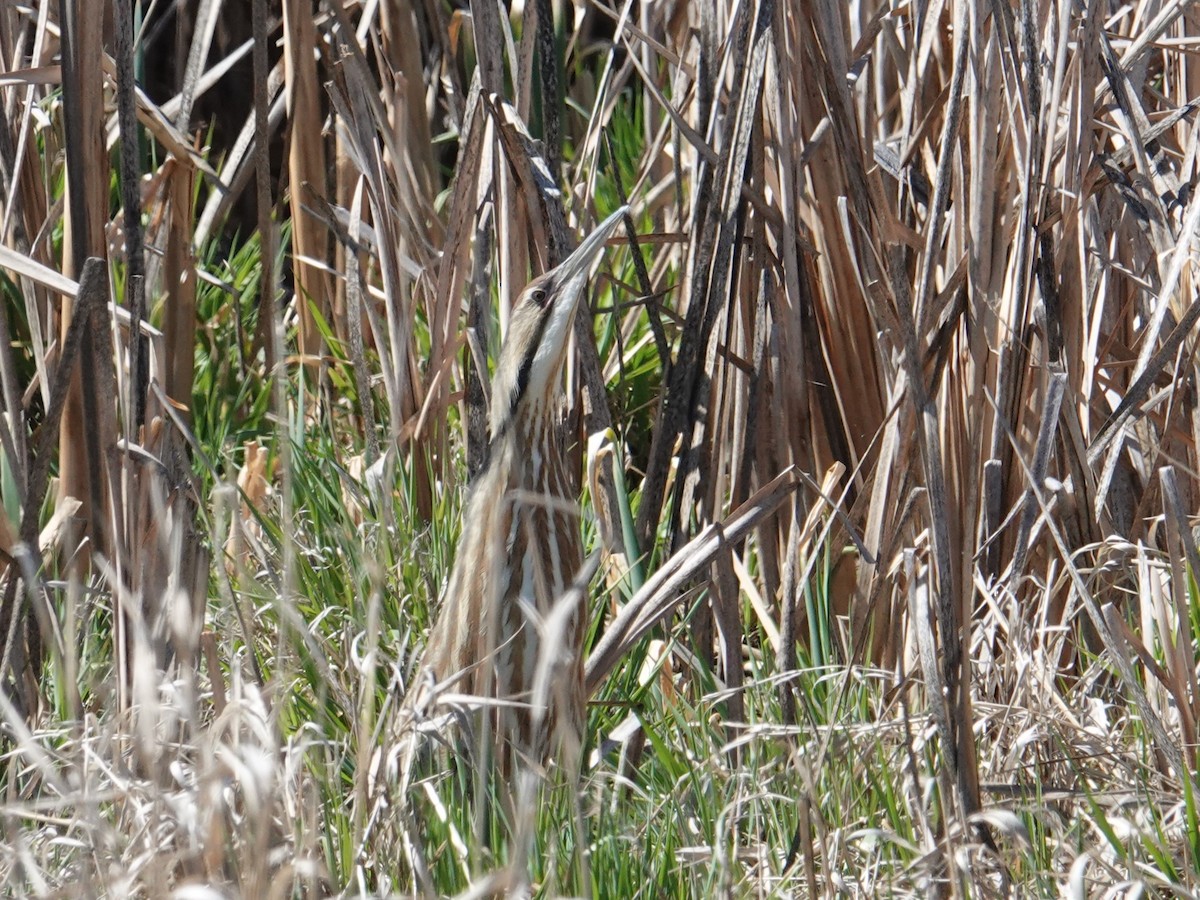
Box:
[489,206,627,437]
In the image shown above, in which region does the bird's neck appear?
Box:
[494,406,572,498]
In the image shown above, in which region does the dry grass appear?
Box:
[0,0,1196,896]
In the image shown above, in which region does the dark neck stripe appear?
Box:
[509,304,554,423]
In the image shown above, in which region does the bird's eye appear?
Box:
[530,287,548,307]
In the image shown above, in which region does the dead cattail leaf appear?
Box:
[638,638,677,708]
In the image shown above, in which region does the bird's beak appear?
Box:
[552,205,630,302]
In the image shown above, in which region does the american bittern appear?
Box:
[404,206,627,773]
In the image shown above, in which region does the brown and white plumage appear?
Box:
[402,207,627,773]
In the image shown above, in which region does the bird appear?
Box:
[401,206,628,779]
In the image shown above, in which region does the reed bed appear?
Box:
[0,0,1196,895]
